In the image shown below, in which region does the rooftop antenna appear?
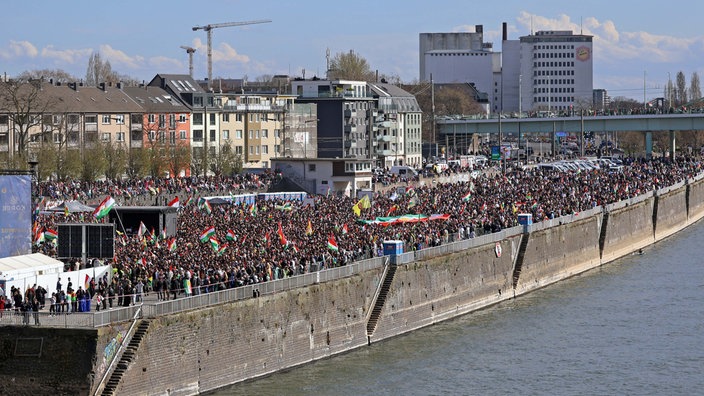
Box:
[326,48,331,79]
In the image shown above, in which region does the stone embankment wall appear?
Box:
[4,175,704,396]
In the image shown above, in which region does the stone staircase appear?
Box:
[100,320,151,396]
[366,264,397,337]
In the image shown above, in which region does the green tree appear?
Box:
[210,144,238,176]
[676,71,687,106]
[166,145,191,177]
[328,50,375,81]
[126,148,148,178]
[103,141,127,179]
[81,142,107,181]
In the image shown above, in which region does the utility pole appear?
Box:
[192,20,272,90]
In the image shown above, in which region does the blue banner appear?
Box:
[0,175,32,258]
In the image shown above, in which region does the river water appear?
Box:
[212,221,704,396]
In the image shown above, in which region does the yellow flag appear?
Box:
[352,202,361,217]
[359,195,371,209]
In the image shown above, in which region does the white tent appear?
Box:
[0,253,64,281]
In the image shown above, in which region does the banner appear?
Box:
[0,175,32,258]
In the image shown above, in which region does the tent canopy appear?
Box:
[0,253,64,280]
[50,200,96,213]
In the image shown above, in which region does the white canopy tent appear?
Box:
[0,253,64,281]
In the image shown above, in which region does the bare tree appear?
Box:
[165,145,191,178]
[689,72,701,103]
[81,141,107,181]
[18,69,78,84]
[0,79,57,165]
[676,71,687,106]
[85,52,121,86]
[327,50,375,81]
[210,143,238,177]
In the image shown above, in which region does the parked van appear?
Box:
[389,165,418,177]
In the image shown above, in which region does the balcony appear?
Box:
[376,149,394,156]
[344,140,358,149]
[344,109,357,118]
[344,124,357,133]
[376,135,393,142]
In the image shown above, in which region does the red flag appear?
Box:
[277,222,288,246]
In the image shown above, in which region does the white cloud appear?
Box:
[212,43,250,63]
[515,11,704,65]
[99,44,144,69]
[149,56,183,72]
[40,45,93,64]
[0,40,39,59]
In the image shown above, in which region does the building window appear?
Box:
[223,130,230,140]
[235,146,243,155]
[262,145,268,154]
[209,113,216,124]
[262,129,268,138]
[255,145,260,154]
[116,132,125,142]
[222,113,230,122]
[249,130,253,139]
[308,164,316,172]
[101,132,111,141]
[159,114,165,128]
[148,114,156,123]
[249,145,254,154]
[209,130,216,141]
[169,114,176,128]
[170,131,176,144]
[193,130,203,142]
[179,114,187,123]
[193,113,203,125]
[102,115,111,124]
[180,130,187,140]
[236,130,243,139]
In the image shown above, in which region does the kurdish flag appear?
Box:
[209,237,220,252]
[341,223,348,235]
[94,196,115,219]
[184,196,194,207]
[199,226,216,243]
[167,196,180,208]
[249,202,257,216]
[202,200,212,214]
[305,219,313,236]
[462,191,472,202]
[217,244,228,256]
[44,228,58,241]
[327,234,339,251]
[226,229,236,241]
[277,222,288,246]
[167,238,177,252]
[137,221,148,239]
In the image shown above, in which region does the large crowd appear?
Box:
[13,155,704,316]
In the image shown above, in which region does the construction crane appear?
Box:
[179,46,196,78]
[192,19,272,89]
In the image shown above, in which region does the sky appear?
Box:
[2,0,704,101]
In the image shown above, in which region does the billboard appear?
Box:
[0,175,32,258]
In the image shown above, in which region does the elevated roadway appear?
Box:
[437,112,704,158]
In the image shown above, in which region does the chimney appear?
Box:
[117,82,123,89]
[99,82,106,91]
[503,22,507,41]
[69,82,78,91]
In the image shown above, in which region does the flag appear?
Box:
[167,238,177,252]
[150,228,158,244]
[34,228,45,245]
[327,235,339,251]
[64,205,69,217]
[306,220,313,236]
[226,229,236,241]
[359,195,371,208]
[160,227,167,240]
[184,196,193,207]
[249,202,257,216]
[352,201,362,217]
[199,226,216,243]
[405,187,415,197]
[167,197,180,208]
[202,200,212,215]
[386,204,398,216]
[277,222,288,246]
[209,237,220,252]
[462,192,471,202]
[93,196,115,219]
[263,231,270,247]
[44,228,58,241]
[217,244,228,256]
[275,202,292,211]
[341,223,348,235]
[137,221,148,239]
